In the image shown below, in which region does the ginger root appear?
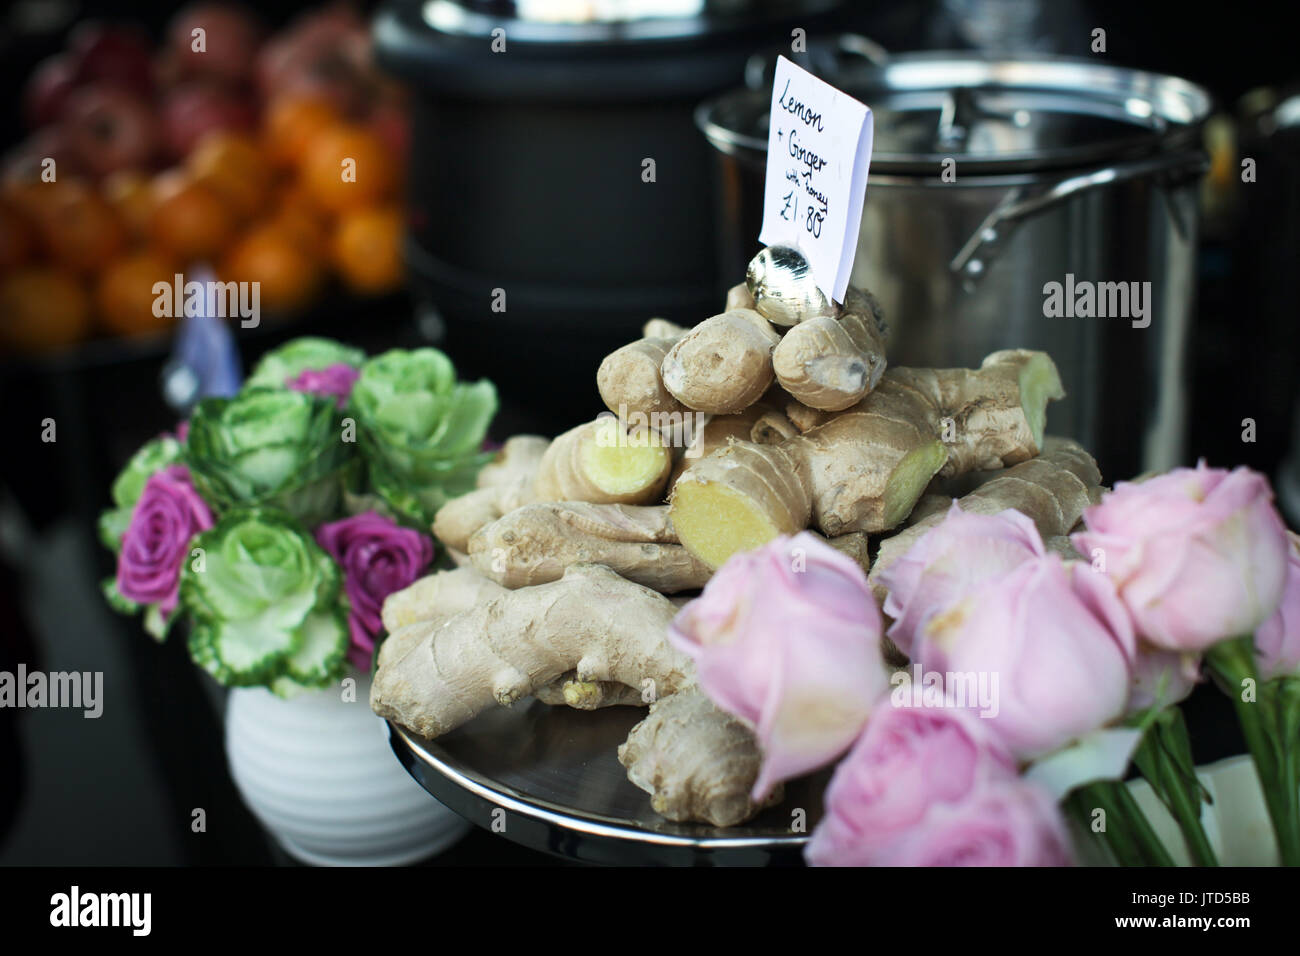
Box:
[619,688,777,827]
[670,350,1065,568]
[432,435,549,552]
[868,436,1101,601]
[661,309,779,414]
[772,296,888,411]
[534,416,672,506]
[370,564,695,739]
[467,501,713,593]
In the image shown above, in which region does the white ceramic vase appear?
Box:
[225,673,469,866]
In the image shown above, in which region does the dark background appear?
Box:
[1,0,1296,865]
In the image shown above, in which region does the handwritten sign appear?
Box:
[758,56,873,305]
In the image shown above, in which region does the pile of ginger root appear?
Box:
[371,245,1104,828]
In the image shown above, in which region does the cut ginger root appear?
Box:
[534,416,672,505]
[670,349,1065,569]
[868,436,1102,603]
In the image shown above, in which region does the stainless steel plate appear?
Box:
[386,700,826,866]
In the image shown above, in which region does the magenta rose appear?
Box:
[1072,464,1289,652]
[116,464,214,619]
[1256,531,1300,681]
[877,505,1047,658]
[917,555,1135,761]
[286,362,361,408]
[315,512,434,669]
[806,702,1018,866]
[669,532,889,799]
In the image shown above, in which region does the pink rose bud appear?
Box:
[1256,531,1300,682]
[1072,464,1289,652]
[917,555,1135,761]
[878,505,1046,658]
[806,702,1018,866]
[1127,644,1201,716]
[669,532,889,800]
[116,465,214,620]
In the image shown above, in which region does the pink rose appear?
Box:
[917,555,1135,761]
[116,465,214,620]
[877,505,1046,658]
[315,512,434,670]
[1128,644,1201,716]
[286,362,361,408]
[669,531,889,800]
[1256,531,1300,681]
[806,702,1018,866]
[1072,464,1289,652]
[855,778,1074,867]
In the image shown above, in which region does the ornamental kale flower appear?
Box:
[315,512,434,670]
[98,434,184,551]
[180,508,349,694]
[287,363,361,408]
[244,337,366,390]
[347,348,497,526]
[185,388,355,526]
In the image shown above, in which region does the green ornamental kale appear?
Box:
[185,388,355,526]
[98,435,184,552]
[180,507,349,694]
[347,348,497,526]
[244,336,367,390]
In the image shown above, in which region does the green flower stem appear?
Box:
[1075,781,1176,867]
[1132,710,1219,866]
[1207,638,1300,867]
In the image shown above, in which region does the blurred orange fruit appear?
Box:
[102,170,156,242]
[263,96,342,170]
[299,123,395,215]
[270,180,330,257]
[0,199,37,271]
[149,170,235,264]
[0,267,91,352]
[96,250,178,337]
[221,223,323,315]
[31,181,126,274]
[332,205,404,294]
[187,132,273,222]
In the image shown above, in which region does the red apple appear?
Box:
[61,87,159,179]
[68,22,155,97]
[167,3,264,85]
[161,82,256,160]
[23,54,79,128]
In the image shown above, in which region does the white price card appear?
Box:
[758,55,874,305]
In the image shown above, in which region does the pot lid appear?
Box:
[699,52,1212,174]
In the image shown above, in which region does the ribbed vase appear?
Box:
[225,674,468,866]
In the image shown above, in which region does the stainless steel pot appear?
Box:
[698,45,1211,480]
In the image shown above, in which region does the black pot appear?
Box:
[374,0,841,426]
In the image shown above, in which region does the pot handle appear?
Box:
[949,150,1210,289]
[743,33,889,91]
